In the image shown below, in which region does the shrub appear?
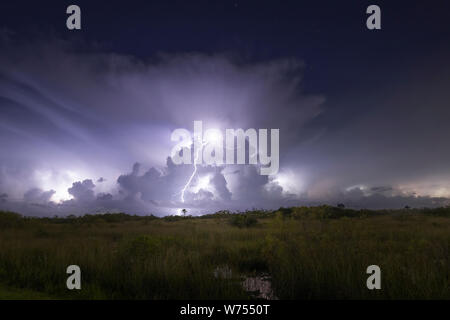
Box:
[229,214,258,228]
[0,211,24,228]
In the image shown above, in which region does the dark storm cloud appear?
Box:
[0,193,7,203]
[209,170,232,201]
[68,179,96,202]
[1,32,450,216]
[116,159,236,211]
[0,35,322,215]
[300,186,450,210]
[96,193,113,201]
[117,160,185,204]
[23,188,55,204]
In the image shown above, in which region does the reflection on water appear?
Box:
[213,266,277,300]
[242,273,278,300]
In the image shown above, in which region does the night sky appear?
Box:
[1,0,450,216]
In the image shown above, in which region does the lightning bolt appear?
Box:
[179,127,248,203]
[181,140,208,203]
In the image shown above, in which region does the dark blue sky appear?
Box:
[2,1,449,84]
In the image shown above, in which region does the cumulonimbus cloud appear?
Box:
[1,33,450,216]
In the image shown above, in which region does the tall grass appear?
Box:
[0,207,448,299]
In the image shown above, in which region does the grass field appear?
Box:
[0,206,449,300]
[0,283,53,299]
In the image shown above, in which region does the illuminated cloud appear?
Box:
[1,32,450,216]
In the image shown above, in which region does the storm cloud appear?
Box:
[1,33,450,216]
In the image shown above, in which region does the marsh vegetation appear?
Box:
[0,206,449,299]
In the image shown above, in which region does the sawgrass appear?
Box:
[0,207,448,299]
